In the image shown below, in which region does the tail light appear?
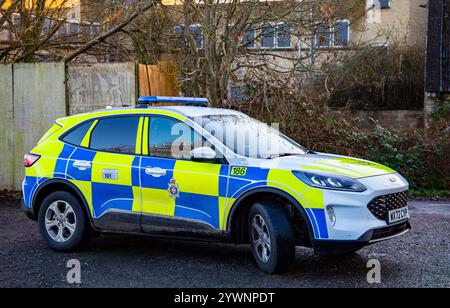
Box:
[24,153,41,167]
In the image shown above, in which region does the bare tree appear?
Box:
[120,0,369,104]
[0,0,160,63]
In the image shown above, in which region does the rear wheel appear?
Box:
[248,201,295,274]
[38,191,91,251]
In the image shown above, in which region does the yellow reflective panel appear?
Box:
[142,117,149,155]
[70,180,94,216]
[92,152,134,186]
[219,197,234,231]
[173,161,221,196]
[267,169,308,196]
[301,188,325,209]
[29,140,65,178]
[135,117,144,155]
[132,186,141,213]
[141,187,175,216]
[80,120,98,148]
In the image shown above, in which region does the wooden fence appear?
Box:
[138,60,179,97]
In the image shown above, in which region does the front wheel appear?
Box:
[38,191,91,251]
[248,201,296,274]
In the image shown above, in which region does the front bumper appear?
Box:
[310,173,411,246]
[313,220,411,255]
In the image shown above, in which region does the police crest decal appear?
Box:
[168,178,180,199]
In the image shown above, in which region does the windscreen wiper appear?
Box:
[266,153,302,159]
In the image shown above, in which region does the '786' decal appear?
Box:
[231,167,248,176]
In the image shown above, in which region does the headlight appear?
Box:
[292,171,367,192]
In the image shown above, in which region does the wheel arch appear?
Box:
[226,187,315,246]
[31,179,96,230]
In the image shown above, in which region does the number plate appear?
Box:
[388,206,409,224]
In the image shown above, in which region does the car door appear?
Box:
[87,116,143,232]
[140,115,229,235]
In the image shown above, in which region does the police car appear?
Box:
[22,96,411,274]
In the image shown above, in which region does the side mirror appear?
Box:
[190,147,218,162]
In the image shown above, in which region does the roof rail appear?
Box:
[137,96,209,108]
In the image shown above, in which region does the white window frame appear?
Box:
[260,22,292,49]
[314,22,332,48]
[314,19,350,49]
[332,19,350,48]
[260,23,276,49]
[275,22,292,49]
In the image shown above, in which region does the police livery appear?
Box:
[22,96,411,274]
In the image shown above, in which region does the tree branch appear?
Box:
[63,1,160,63]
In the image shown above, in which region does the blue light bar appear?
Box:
[138,96,209,107]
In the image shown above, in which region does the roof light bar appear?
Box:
[137,96,209,107]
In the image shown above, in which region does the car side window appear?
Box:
[90,117,140,154]
[62,120,93,146]
[149,117,204,160]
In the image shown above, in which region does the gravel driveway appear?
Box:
[0,199,449,288]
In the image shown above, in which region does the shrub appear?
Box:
[228,87,449,192]
[313,43,425,110]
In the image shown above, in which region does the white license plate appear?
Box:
[388,206,409,224]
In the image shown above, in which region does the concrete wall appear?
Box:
[0,63,66,190]
[68,62,136,115]
[0,64,14,190]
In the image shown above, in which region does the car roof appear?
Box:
[56,105,247,128]
[160,106,244,117]
[90,105,244,118]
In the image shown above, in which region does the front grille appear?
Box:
[367,191,408,220]
[370,221,411,242]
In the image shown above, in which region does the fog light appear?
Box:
[326,206,336,227]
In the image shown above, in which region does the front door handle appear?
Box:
[73,160,91,171]
[145,167,167,177]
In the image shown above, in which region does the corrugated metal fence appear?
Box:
[0,61,179,190]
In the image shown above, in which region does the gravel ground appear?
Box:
[0,200,449,288]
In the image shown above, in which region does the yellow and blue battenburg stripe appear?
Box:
[23,107,330,240]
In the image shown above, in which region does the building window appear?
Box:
[241,28,256,48]
[229,84,249,103]
[261,24,276,48]
[276,22,292,48]
[190,24,203,49]
[315,24,332,48]
[333,20,350,47]
[175,24,203,49]
[379,0,391,9]
[315,20,350,48]
[261,22,292,49]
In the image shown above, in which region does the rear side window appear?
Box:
[90,117,139,154]
[62,120,93,146]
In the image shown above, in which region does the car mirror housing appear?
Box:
[190,147,218,162]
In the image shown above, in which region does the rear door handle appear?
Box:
[73,160,91,171]
[145,167,167,177]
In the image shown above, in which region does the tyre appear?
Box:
[38,191,91,251]
[248,201,295,274]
